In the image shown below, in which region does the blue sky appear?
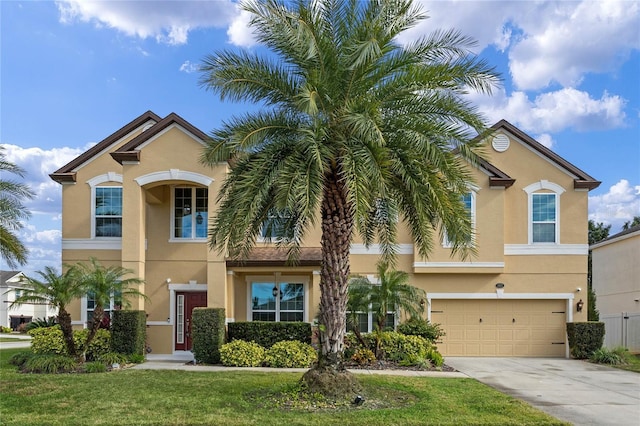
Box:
[1,0,639,275]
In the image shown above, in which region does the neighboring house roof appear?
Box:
[492,120,600,190]
[49,110,162,183]
[590,224,640,250]
[0,271,24,288]
[226,247,322,267]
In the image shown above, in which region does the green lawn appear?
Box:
[0,337,23,342]
[0,348,566,425]
[614,353,640,373]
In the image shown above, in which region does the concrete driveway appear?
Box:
[445,357,640,426]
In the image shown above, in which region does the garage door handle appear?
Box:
[479,318,482,323]
[512,318,515,323]
[551,342,565,345]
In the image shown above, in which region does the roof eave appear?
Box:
[49,173,77,184]
[110,151,140,164]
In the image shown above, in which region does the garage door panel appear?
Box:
[432,299,567,357]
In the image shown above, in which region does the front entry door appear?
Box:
[175,292,207,351]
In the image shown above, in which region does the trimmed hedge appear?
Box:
[566,322,605,359]
[227,321,311,348]
[192,308,226,364]
[111,310,147,355]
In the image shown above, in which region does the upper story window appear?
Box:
[95,187,123,237]
[524,180,565,244]
[443,191,475,248]
[259,209,294,241]
[532,193,556,243]
[173,187,208,239]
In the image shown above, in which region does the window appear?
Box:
[443,192,475,248]
[524,181,564,244]
[249,279,305,322]
[532,193,556,243]
[259,209,294,241]
[173,187,208,239]
[95,187,122,237]
[346,310,395,333]
[86,291,121,328]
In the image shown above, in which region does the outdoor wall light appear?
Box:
[495,283,505,289]
[272,285,279,298]
[196,212,203,225]
[576,299,584,312]
[576,287,582,292]
[183,204,191,215]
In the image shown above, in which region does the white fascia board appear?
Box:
[504,244,588,255]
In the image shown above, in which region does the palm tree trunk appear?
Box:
[302,167,361,398]
[57,308,77,359]
[83,305,104,361]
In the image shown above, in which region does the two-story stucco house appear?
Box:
[50,111,599,358]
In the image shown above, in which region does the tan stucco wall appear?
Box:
[592,233,640,314]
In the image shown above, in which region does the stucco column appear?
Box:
[121,171,146,310]
[311,270,321,321]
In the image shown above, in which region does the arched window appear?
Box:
[524,180,565,244]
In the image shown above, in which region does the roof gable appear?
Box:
[110,113,209,164]
[491,120,600,191]
[50,111,162,184]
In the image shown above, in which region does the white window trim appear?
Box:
[442,189,477,248]
[245,274,309,322]
[87,173,123,239]
[524,180,565,245]
[169,186,208,242]
[81,292,121,328]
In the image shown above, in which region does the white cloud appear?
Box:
[469,87,627,137]
[227,7,257,48]
[403,1,639,91]
[179,60,200,74]
[589,179,640,232]
[56,0,237,45]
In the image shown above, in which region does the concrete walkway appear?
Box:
[445,357,640,426]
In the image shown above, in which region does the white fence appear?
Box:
[601,312,640,353]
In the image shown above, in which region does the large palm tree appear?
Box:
[0,145,34,268]
[10,266,84,358]
[199,0,499,393]
[74,257,146,356]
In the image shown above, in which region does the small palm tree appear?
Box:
[349,262,425,357]
[74,257,147,356]
[10,266,84,358]
[0,146,34,268]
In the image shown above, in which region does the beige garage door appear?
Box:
[431,299,567,357]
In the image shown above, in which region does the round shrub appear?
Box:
[264,340,317,368]
[397,318,445,343]
[220,340,265,367]
[351,348,376,366]
[75,329,111,361]
[379,332,431,365]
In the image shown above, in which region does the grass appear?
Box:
[0,348,566,425]
[613,353,640,373]
[0,337,23,342]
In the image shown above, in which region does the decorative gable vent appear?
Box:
[492,134,510,152]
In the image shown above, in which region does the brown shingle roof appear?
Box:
[49,111,162,184]
[226,247,322,267]
[492,120,600,191]
[110,112,209,164]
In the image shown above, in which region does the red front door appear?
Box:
[175,292,207,351]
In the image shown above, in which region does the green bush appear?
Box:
[264,340,317,368]
[29,326,111,361]
[426,348,444,367]
[220,340,265,367]
[1,325,13,333]
[397,318,445,343]
[351,348,376,366]
[128,354,145,364]
[379,332,432,366]
[23,354,77,374]
[228,321,311,348]
[566,322,605,359]
[111,310,146,355]
[8,351,33,368]
[25,317,57,332]
[98,352,128,366]
[590,347,630,365]
[84,361,107,373]
[192,308,226,364]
